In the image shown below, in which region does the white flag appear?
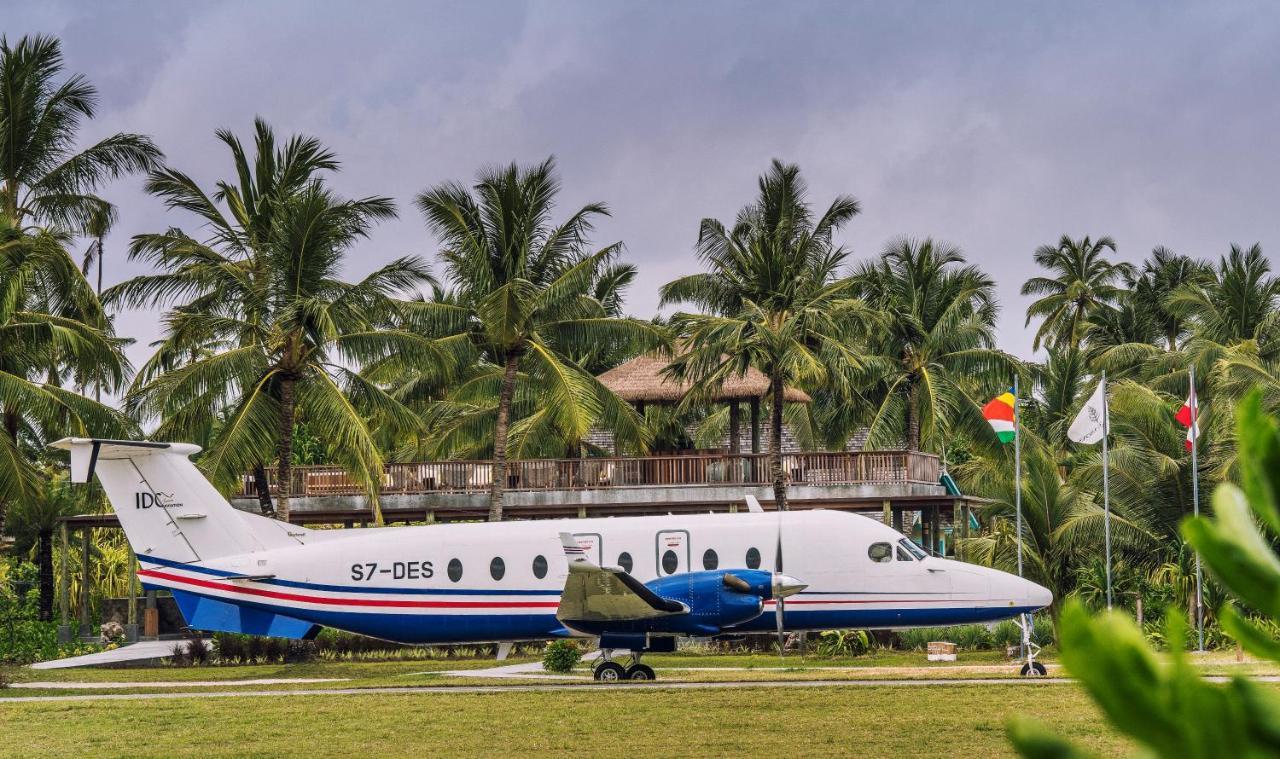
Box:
[1068,379,1109,445]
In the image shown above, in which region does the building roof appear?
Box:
[597,352,812,404]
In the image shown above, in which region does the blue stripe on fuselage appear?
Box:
[137,554,560,596]
[142,576,1040,645]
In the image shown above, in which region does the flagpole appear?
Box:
[1190,365,1203,652]
[1102,370,1112,610]
[1014,373,1023,579]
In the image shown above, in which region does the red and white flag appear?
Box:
[1175,387,1200,451]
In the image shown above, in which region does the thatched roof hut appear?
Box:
[597,353,811,404]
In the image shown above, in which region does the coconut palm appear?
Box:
[1135,247,1210,352]
[846,238,1017,453]
[115,150,435,522]
[6,472,87,620]
[660,159,870,510]
[412,157,661,521]
[0,34,153,535]
[1022,235,1133,351]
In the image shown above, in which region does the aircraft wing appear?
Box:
[555,533,687,624]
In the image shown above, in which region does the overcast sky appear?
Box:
[7,1,1280,373]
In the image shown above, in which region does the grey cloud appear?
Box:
[2,0,1277,376]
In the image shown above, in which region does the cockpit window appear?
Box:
[896,545,913,561]
[899,538,927,560]
[867,542,893,563]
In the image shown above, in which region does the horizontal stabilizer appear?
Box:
[171,590,320,640]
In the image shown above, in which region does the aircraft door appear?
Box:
[655,530,689,576]
[572,533,603,565]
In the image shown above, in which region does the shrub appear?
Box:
[0,665,12,689]
[185,637,211,665]
[542,640,582,673]
[816,629,871,657]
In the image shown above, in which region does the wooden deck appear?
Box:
[238,450,942,498]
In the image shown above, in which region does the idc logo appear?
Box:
[135,491,182,509]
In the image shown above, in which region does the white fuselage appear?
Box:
[137,510,1052,644]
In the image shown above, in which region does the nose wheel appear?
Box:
[593,651,657,681]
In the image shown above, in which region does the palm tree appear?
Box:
[114,129,434,523]
[80,202,117,298]
[7,472,87,620]
[660,160,869,510]
[412,157,661,521]
[1022,235,1133,351]
[1135,247,1210,352]
[846,238,1016,453]
[0,33,155,535]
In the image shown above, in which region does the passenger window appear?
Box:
[448,558,464,581]
[532,554,548,579]
[745,547,761,569]
[618,552,633,573]
[490,557,505,581]
[867,542,893,563]
[661,550,679,575]
[703,549,719,570]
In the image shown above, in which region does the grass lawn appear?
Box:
[0,683,1129,758]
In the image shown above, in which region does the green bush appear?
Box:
[815,629,870,657]
[542,640,582,673]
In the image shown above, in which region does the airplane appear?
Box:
[53,437,1053,681]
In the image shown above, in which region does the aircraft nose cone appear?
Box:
[772,574,807,599]
[1023,579,1054,610]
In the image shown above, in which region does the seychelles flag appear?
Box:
[983,391,1017,443]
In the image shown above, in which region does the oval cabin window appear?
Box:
[447,558,464,582]
[661,550,678,575]
[532,554,548,579]
[745,547,761,569]
[617,552,633,574]
[490,557,505,581]
[702,549,719,570]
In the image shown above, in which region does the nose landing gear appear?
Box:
[1016,613,1047,677]
[593,650,657,681]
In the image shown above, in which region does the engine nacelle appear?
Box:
[570,569,774,637]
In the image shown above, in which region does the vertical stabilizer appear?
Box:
[51,438,264,563]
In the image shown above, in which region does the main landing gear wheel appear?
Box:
[1020,661,1048,677]
[594,661,628,682]
[626,664,656,681]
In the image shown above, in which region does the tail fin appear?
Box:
[51,438,264,563]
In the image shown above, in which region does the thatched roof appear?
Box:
[597,353,812,404]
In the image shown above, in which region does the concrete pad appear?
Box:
[29,640,186,669]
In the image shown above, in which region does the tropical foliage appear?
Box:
[7,32,1280,667]
[660,159,870,509]
[408,158,661,520]
[0,34,154,533]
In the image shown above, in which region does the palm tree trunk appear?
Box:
[904,382,920,452]
[276,375,297,523]
[769,375,788,511]
[252,462,274,515]
[488,355,520,522]
[38,527,54,622]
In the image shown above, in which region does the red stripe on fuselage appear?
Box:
[137,569,561,610]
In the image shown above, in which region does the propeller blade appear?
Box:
[776,595,786,654]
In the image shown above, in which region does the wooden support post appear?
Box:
[144,589,159,638]
[79,527,91,637]
[58,522,69,625]
[750,398,761,482]
[578,505,587,519]
[959,501,970,561]
[728,400,741,482]
[882,499,891,526]
[126,551,139,642]
[933,505,942,555]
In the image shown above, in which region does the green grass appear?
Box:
[0,684,1129,758]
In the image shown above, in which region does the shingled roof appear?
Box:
[597,352,812,404]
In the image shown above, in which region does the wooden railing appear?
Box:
[237,451,940,499]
